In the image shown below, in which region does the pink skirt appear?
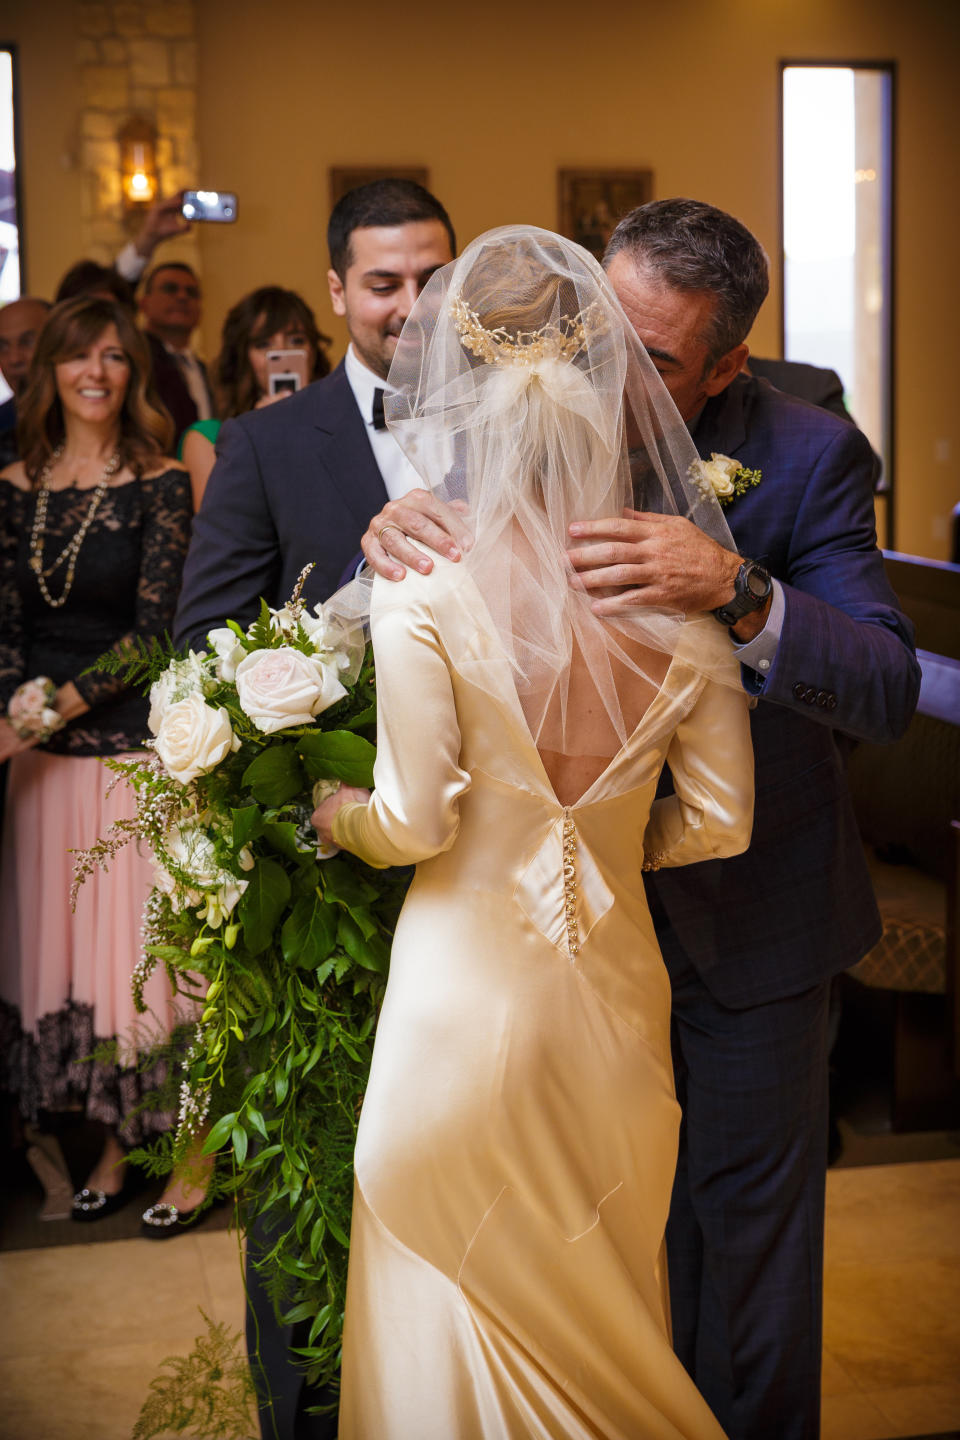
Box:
[0,749,185,1136]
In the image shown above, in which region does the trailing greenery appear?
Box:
[75,585,410,1407]
[131,1312,258,1440]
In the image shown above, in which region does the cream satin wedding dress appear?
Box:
[333,557,754,1440]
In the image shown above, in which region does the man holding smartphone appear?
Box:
[174,178,457,1440]
[139,260,213,447]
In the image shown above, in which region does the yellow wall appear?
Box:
[6,0,960,558]
[4,0,84,298]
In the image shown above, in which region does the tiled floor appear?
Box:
[0,1159,957,1439]
[0,1226,248,1440]
[821,1159,960,1439]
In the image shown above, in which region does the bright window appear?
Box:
[781,63,894,541]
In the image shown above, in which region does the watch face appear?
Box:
[745,566,770,599]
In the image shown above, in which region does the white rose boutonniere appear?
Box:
[153,692,240,784]
[234,645,347,734]
[689,453,762,508]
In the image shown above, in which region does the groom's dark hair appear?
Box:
[328,179,456,280]
[603,198,769,367]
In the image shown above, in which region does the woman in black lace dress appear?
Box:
[0,294,193,1223]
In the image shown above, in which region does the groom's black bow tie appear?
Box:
[372,388,387,431]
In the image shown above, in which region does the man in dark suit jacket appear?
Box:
[140,262,213,448]
[746,355,850,421]
[0,297,51,466]
[174,178,456,1440]
[361,200,920,1440]
[176,184,456,648]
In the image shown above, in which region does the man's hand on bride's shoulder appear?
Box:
[566,508,743,617]
[361,490,474,582]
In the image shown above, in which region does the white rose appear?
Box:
[207,627,248,683]
[234,646,346,734]
[708,453,741,481]
[148,652,210,734]
[700,459,736,498]
[153,692,240,784]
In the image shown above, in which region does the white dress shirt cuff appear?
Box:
[733,578,785,691]
[114,242,147,283]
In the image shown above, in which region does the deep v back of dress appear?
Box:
[533,630,673,806]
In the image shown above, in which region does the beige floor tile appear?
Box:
[1,1157,956,1436]
[0,1234,220,1360]
[821,1345,860,1396]
[825,1159,960,1269]
[193,1225,248,1328]
[0,1335,251,1440]
[820,1390,901,1440]
[824,1257,960,1388]
[823,1158,960,1392]
[866,1380,960,1431]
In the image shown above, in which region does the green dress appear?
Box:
[177,417,221,460]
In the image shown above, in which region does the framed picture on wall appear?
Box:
[329,166,430,209]
[557,169,654,260]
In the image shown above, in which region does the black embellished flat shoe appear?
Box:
[140,1199,206,1239]
[70,1176,139,1222]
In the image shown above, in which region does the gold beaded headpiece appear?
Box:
[450,293,607,369]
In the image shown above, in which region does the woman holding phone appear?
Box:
[180,286,331,509]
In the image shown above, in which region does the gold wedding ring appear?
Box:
[377,522,406,546]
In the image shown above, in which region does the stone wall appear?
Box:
[75,0,199,269]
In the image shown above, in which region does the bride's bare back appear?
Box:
[532,630,672,806]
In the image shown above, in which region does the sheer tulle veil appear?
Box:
[330,224,741,761]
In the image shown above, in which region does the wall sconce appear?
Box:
[118,116,158,209]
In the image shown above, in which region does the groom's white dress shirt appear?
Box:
[344,345,423,501]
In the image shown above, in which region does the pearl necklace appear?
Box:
[29,445,122,609]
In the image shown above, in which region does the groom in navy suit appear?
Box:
[361,200,920,1440]
[175,180,456,648]
[174,179,456,1440]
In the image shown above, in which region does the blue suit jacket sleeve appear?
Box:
[173,417,281,649]
[752,420,920,743]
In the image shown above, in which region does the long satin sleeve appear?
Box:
[642,676,755,869]
[331,588,471,868]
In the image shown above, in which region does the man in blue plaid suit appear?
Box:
[363,199,920,1440]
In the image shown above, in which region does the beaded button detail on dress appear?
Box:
[562,809,580,957]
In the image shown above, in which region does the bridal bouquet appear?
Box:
[74,572,409,1393]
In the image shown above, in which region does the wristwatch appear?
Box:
[713,560,773,628]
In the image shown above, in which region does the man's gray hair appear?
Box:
[603,198,769,365]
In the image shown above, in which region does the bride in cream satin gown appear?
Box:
[329,558,753,1440]
[319,227,755,1438]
